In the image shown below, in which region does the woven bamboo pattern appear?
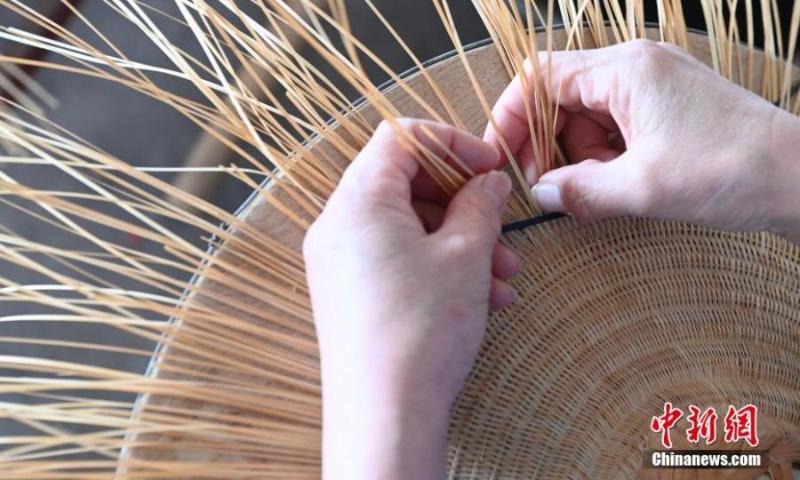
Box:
[132,33,800,478]
[0,1,799,478]
[453,218,800,477]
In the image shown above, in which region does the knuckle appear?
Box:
[560,175,599,219]
[625,38,660,56]
[624,39,672,72]
[445,233,472,253]
[302,221,323,260]
[463,195,502,233]
[375,118,393,134]
[394,117,415,129]
[442,232,483,257]
[359,174,404,202]
[376,117,415,140]
[659,42,699,67]
[659,41,687,56]
[629,163,660,216]
[373,119,401,144]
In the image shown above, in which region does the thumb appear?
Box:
[437,171,511,251]
[531,154,650,220]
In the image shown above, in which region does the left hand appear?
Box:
[304,118,518,480]
[483,41,800,242]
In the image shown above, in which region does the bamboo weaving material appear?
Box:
[0,1,799,479]
[135,29,800,479]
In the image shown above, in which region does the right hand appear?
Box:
[485,39,800,244]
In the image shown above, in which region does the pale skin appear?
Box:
[303,40,800,480]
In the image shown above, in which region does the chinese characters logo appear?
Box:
[651,403,758,449]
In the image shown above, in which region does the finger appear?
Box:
[609,131,627,152]
[484,82,570,162]
[560,111,621,163]
[337,119,420,205]
[404,118,500,174]
[534,45,627,112]
[483,74,532,162]
[492,242,520,280]
[485,43,634,160]
[436,171,512,253]
[349,119,424,181]
[338,118,499,207]
[531,150,651,220]
[406,119,501,205]
[583,109,619,133]
[518,136,539,184]
[490,278,517,311]
[413,200,445,233]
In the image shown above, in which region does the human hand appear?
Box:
[303,119,518,479]
[485,39,800,244]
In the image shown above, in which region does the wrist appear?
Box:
[320,350,453,480]
[322,391,450,480]
[762,111,800,243]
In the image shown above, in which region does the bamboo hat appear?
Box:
[127,29,800,478]
[1,1,800,479]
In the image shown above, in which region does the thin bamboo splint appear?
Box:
[0,1,799,479]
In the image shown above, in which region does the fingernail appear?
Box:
[524,162,538,184]
[482,171,512,210]
[532,183,564,212]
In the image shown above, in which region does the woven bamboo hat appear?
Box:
[2,2,800,479]
[126,28,800,478]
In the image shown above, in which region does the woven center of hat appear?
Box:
[450,216,800,477]
[132,27,800,478]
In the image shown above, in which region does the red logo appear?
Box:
[651,402,683,448]
[687,406,717,444]
[724,405,759,447]
[651,403,758,448]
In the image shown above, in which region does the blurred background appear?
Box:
[0,0,494,439]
